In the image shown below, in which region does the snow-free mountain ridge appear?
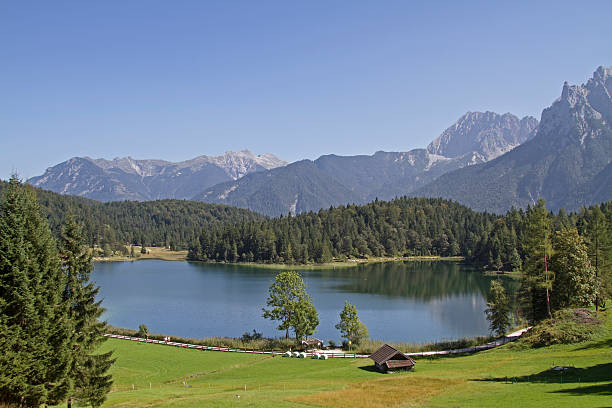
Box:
[28,151,287,202]
[194,111,537,215]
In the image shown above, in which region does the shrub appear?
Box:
[518,308,606,347]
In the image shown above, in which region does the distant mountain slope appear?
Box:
[194,160,362,216]
[416,66,612,213]
[28,151,287,201]
[195,112,537,216]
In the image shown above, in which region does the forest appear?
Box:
[187,197,611,278]
[0,180,265,252]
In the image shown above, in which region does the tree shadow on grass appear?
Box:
[552,383,612,396]
[574,337,612,351]
[473,363,612,384]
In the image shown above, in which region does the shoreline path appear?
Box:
[103,327,531,359]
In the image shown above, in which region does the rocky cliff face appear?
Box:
[427,111,538,161]
[28,151,287,201]
[416,66,612,213]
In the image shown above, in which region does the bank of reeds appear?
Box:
[351,336,495,355]
[107,326,495,354]
[106,326,297,351]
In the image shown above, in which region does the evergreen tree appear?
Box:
[0,178,73,406]
[551,228,597,309]
[60,216,114,407]
[510,248,522,271]
[584,206,611,310]
[520,199,553,323]
[262,271,319,340]
[485,280,511,337]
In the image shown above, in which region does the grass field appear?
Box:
[93,246,188,262]
[98,312,611,407]
[94,250,464,269]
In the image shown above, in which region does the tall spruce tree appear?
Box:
[584,206,611,310]
[0,177,73,406]
[485,280,511,337]
[520,199,553,323]
[60,216,114,407]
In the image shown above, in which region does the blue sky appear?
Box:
[1,0,611,180]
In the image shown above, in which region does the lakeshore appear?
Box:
[94,247,465,269]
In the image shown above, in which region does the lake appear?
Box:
[92,260,517,344]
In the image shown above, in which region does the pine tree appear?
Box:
[60,216,114,407]
[584,206,611,310]
[510,247,522,271]
[485,280,511,337]
[0,177,73,406]
[520,199,553,323]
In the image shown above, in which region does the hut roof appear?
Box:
[369,344,415,367]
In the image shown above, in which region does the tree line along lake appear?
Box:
[92,260,518,344]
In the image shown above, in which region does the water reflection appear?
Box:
[92,260,517,344]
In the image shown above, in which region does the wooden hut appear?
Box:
[369,344,415,372]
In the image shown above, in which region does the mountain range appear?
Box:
[30,111,537,215]
[194,112,537,215]
[27,66,611,216]
[28,151,287,202]
[416,66,612,213]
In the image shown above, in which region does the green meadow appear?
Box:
[97,312,611,407]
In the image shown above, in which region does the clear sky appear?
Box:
[1,0,611,180]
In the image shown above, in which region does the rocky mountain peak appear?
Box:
[540,66,612,147]
[426,111,538,161]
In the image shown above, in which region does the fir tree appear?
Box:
[584,206,611,310]
[60,216,114,407]
[520,199,553,323]
[0,177,73,406]
[485,280,511,337]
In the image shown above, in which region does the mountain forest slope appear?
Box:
[0,179,265,251]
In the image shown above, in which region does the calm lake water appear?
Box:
[92,260,517,343]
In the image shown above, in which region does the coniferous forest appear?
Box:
[0,180,265,252]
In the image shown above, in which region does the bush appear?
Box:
[518,308,606,347]
[241,329,263,341]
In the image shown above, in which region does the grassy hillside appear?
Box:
[96,312,611,407]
